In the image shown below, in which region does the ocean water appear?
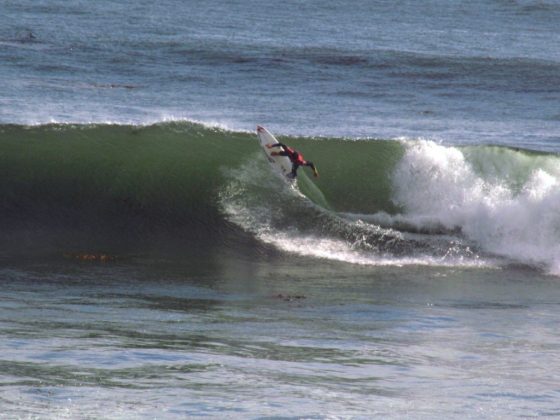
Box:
[1,0,560,418]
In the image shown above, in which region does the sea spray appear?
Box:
[392,140,560,274]
[219,155,487,268]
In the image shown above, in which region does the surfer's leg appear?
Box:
[291,163,299,178]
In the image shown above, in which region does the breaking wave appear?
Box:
[0,122,558,274]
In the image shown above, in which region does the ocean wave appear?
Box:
[0,122,558,273]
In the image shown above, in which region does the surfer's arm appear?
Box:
[268,143,288,156]
[306,162,319,177]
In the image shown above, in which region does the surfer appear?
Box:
[266,142,319,178]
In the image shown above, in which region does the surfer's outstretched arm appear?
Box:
[306,161,319,177]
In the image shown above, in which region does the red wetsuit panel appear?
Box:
[285,147,305,165]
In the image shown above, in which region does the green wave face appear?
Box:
[0,122,402,228]
[1,122,559,273]
[0,123,250,253]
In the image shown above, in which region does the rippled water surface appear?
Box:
[1,256,558,418]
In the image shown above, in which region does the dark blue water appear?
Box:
[2,0,559,148]
[1,1,560,418]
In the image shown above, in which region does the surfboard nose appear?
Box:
[256,125,264,132]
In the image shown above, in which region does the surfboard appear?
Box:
[256,125,295,183]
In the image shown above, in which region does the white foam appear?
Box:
[392,140,560,275]
[255,230,488,268]
[219,159,491,269]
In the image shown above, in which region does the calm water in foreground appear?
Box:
[1,254,559,418]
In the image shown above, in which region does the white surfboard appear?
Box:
[256,125,295,183]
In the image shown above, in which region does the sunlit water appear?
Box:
[1,256,559,418]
